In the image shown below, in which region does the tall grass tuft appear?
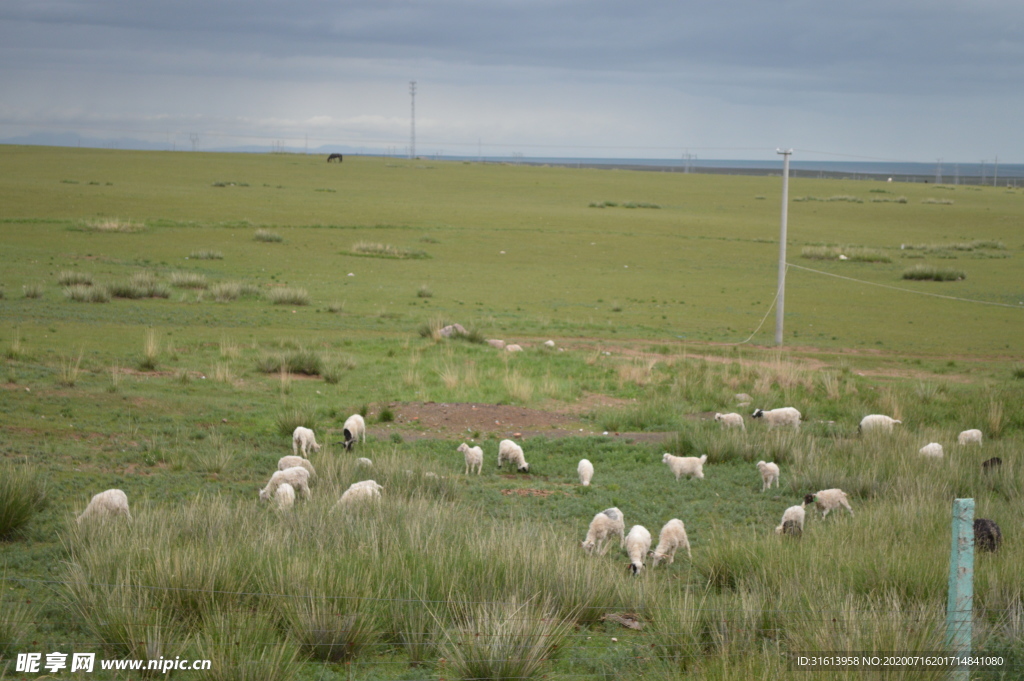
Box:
[902,265,965,281]
[5,328,24,359]
[57,350,84,386]
[22,283,43,298]
[169,271,208,289]
[64,284,110,302]
[0,463,48,539]
[83,218,144,232]
[190,250,224,260]
[253,228,283,242]
[0,584,36,659]
[210,281,241,301]
[57,270,93,286]
[110,271,171,299]
[194,608,304,681]
[138,328,160,371]
[256,348,324,375]
[435,596,576,681]
[276,404,318,436]
[351,241,428,259]
[266,287,310,305]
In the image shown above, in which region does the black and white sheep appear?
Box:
[343,414,366,452]
[625,525,652,575]
[774,505,806,536]
[803,489,853,518]
[497,439,529,472]
[751,407,802,429]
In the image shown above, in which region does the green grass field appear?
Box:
[1,146,1023,680]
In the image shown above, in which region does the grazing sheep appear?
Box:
[775,505,806,536]
[497,439,530,472]
[274,482,295,511]
[581,507,625,556]
[505,344,523,353]
[578,458,594,486]
[486,339,506,349]
[356,457,373,467]
[438,323,467,338]
[277,455,316,480]
[649,518,691,565]
[919,442,944,458]
[260,467,311,502]
[457,443,483,475]
[974,518,1002,553]
[662,453,707,481]
[337,479,383,505]
[858,414,902,433]
[803,489,853,518]
[544,340,556,348]
[751,407,802,429]
[291,426,321,456]
[77,489,131,524]
[756,461,780,492]
[982,457,1002,472]
[714,412,746,430]
[343,414,366,452]
[958,429,983,446]
[625,525,652,575]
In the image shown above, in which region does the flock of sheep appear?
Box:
[74,402,1004,564]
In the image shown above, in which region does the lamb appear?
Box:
[342,414,366,452]
[714,412,745,430]
[337,479,383,505]
[919,442,944,458]
[974,518,1002,553]
[648,518,691,565]
[277,455,316,480]
[581,507,625,556]
[756,461,780,492]
[625,525,652,575]
[577,458,594,486]
[259,467,311,502]
[457,443,483,475]
[957,429,983,446]
[497,439,529,472]
[858,414,902,433]
[77,489,131,524]
[981,457,1002,472]
[774,505,806,536]
[291,426,321,456]
[662,453,707,481]
[274,482,295,511]
[803,489,853,518]
[751,407,802,429]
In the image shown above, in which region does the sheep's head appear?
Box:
[756,460,767,469]
[628,562,645,575]
[456,443,469,454]
[581,540,595,553]
[713,413,723,421]
[259,488,271,502]
[518,463,530,472]
[647,551,665,567]
[752,409,765,418]
[311,443,321,453]
[803,493,815,506]
[661,453,672,463]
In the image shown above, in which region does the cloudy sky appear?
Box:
[1,0,1022,161]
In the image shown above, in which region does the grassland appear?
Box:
[1,146,1023,680]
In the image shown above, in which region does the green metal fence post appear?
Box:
[947,498,974,681]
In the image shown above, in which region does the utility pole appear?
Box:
[775,149,792,346]
[189,133,199,152]
[409,81,416,160]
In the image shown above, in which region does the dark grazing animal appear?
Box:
[327,153,343,163]
[981,457,1002,472]
[974,518,1002,553]
[781,520,802,539]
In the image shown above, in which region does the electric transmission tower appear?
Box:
[409,81,416,160]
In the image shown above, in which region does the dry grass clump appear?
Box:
[83,218,144,233]
[266,287,310,306]
[254,228,283,242]
[901,265,965,282]
[109,271,171,299]
[22,284,44,299]
[190,250,224,260]
[64,284,111,303]
[57,270,94,286]
[352,242,428,259]
[169,272,208,289]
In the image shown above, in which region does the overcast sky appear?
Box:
[1,0,1022,161]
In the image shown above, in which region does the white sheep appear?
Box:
[457,443,483,475]
[581,507,625,555]
[275,482,295,511]
[356,457,373,467]
[486,339,506,349]
[648,518,691,565]
[662,453,707,481]
[77,489,131,524]
[714,412,745,430]
[803,489,853,518]
[497,439,529,472]
[342,414,366,452]
[919,442,944,458]
[277,455,316,480]
[751,407,802,429]
[505,344,523,353]
[958,429,983,446]
[625,525,652,575]
[259,467,311,502]
[774,505,806,535]
[291,426,321,456]
[578,458,594,486]
[337,479,383,505]
[756,461,780,492]
[858,414,902,433]
[544,340,556,348]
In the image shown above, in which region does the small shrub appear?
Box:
[921,198,954,205]
[210,281,241,301]
[110,271,170,299]
[417,284,433,298]
[190,250,224,260]
[57,350,84,386]
[378,406,394,423]
[0,463,48,539]
[902,265,965,281]
[327,301,345,313]
[254,228,283,243]
[266,287,310,306]
[351,242,428,259]
[256,348,324,376]
[23,284,43,298]
[82,218,144,233]
[57,270,93,286]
